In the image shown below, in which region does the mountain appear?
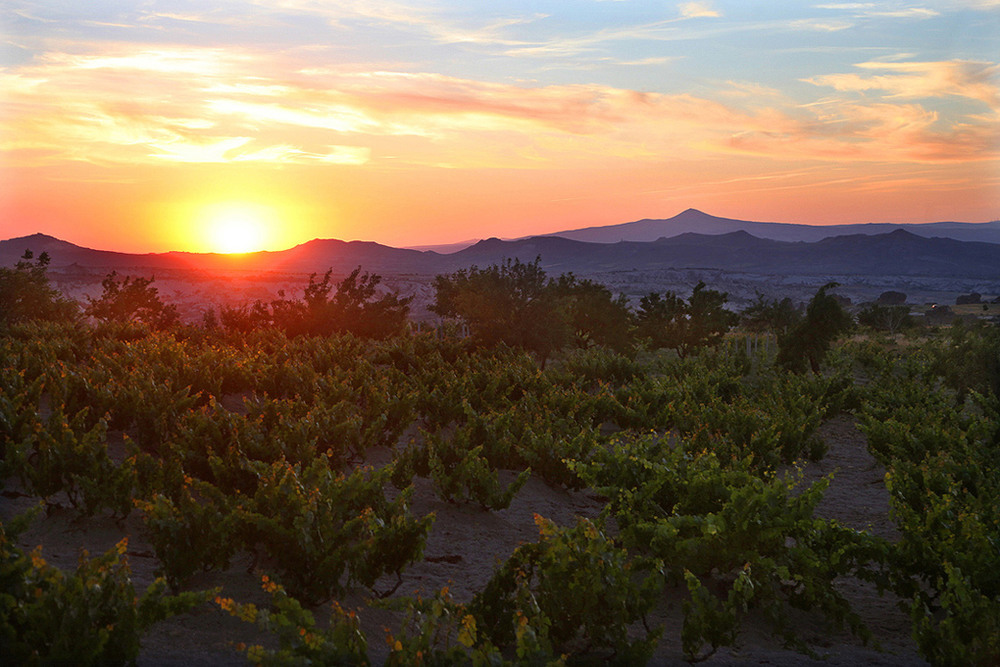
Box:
[2,228,999,281]
[0,233,445,276]
[543,208,1000,245]
[450,229,1000,279]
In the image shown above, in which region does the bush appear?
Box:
[471,515,662,663]
[0,510,209,666]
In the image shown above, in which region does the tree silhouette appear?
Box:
[856,304,913,334]
[550,274,633,352]
[85,272,179,329]
[266,267,411,339]
[740,294,801,335]
[636,282,737,357]
[0,250,78,326]
[777,283,852,373]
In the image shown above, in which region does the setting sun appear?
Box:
[201,202,275,254]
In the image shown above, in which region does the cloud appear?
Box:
[813,3,940,18]
[678,2,721,18]
[932,0,1000,9]
[788,19,855,31]
[805,59,1000,106]
[1,44,995,172]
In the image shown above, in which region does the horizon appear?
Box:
[2,2,998,254]
[5,206,1000,257]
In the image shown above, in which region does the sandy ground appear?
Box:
[1,414,927,666]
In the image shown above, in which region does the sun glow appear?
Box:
[200,202,276,254]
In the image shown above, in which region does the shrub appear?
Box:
[0,510,209,666]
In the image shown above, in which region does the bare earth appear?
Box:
[1,414,927,666]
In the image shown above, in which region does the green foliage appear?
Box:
[12,307,1000,664]
[380,587,509,666]
[610,353,842,468]
[574,433,883,658]
[855,304,914,334]
[739,294,802,335]
[0,511,209,666]
[553,346,644,387]
[856,334,1000,666]
[550,273,634,352]
[636,282,738,357]
[14,407,135,517]
[777,283,853,373]
[398,429,532,510]
[681,570,739,661]
[86,271,179,329]
[0,250,78,326]
[218,576,369,666]
[471,515,662,664]
[432,257,570,363]
[925,321,1000,401]
[238,459,433,605]
[911,563,1000,667]
[136,478,238,591]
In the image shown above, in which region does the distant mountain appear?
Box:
[0,233,444,276]
[543,208,1000,245]
[452,229,1000,279]
[404,239,481,254]
[2,227,999,281]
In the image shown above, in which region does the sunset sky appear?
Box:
[2,1,998,253]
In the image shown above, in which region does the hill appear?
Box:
[3,228,1000,281]
[450,229,1000,280]
[542,208,1000,245]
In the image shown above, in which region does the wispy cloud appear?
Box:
[3,43,994,173]
[678,2,721,19]
[788,18,856,31]
[814,2,940,18]
[805,59,1000,106]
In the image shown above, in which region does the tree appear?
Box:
[636,282,738,357]
[0,250,78,326]
[85,272,179,328]
[739,294,801,335]
[776,283,853,374]
[550,274,633,352]
[219,300,271,334]
[876,291,907,306]
[431,258,570,364]
[635,291,686,350]
[265,267,412,339]
[314,267,412,339]
[856,304,913,334]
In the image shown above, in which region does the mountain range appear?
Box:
[539,208,1000,245]
[3,209,999,281]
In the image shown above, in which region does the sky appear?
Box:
[1,1,998,253]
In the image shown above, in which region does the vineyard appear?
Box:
[1,305,998,664]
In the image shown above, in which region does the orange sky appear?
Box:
[2,2,998,253]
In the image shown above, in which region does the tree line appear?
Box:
[3,251,861,372]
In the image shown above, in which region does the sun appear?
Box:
[202,202,274,254]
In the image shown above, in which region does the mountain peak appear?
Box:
[9,232,63,243]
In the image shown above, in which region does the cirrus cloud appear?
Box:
[1,44,996,173]
[804,59,999,106]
